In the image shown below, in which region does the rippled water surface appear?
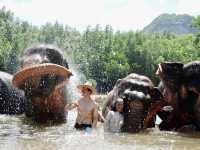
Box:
[0,110,200,150]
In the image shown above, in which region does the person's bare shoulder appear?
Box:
[90,98,98,108]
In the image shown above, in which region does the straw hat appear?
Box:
[77,81,96,95]
[12,63,72,88]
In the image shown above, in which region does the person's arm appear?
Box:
[119,115,124,129]
[65,102,78,112]
[98,111,105,123]
[104,111,112,131]
[96,103,105,123]
[92,104,99,128]
[102,91,114,117]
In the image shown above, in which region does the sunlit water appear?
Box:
[0,110,200,150]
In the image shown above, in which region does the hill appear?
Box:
[143,14,198,34]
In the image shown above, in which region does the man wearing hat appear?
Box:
[65,81,99,130]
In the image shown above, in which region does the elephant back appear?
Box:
[0,71,25,114]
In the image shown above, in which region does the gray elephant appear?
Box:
[154,62,200,131]
[0,71,25,114]
[102,73,163,133]
[182,61,200,130]
[12,44,72,123]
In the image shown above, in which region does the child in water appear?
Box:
[65,82,98,130]
[104,98,124,133]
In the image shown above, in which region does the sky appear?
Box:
[0,0,200,31]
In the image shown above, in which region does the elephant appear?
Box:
[12,44,72,123]
[182,61,200,130]
[0,71,25,114]
[153,62,200,131]
[102,73,163,133]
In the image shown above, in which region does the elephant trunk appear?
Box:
[121,90,150,133]
[122,106,146,133]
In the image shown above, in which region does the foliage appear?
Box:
[0,7,200,92]
[192,16,200,49]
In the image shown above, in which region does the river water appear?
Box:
[0,109,200,150]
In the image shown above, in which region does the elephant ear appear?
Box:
[149,87,163,102]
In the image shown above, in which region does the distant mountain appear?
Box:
[143,14,198,34]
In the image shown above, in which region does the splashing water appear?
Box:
[65,62,86,102]
[1,57,200,149]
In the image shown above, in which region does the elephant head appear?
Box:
[155,62,183,109]
[103,73,163,133]
[154,62,200,131]
[12,45,72,123]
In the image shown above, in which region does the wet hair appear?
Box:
[86,88,92,94]
[82,87,92,95]
[111,98,124,113]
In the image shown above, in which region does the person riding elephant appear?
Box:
[0,71,25,114]
[12,44,72,123]
[102,73,163,133]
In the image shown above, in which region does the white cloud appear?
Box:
[0,0,103,26]
[103,0,161,31]
[176,0,200,16]
[0,0,199,31]
[158,0,167,5]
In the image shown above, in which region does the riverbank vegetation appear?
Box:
[0,7,200,92]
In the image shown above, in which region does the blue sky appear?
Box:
[0,0,200,31]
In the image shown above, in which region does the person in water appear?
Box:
[104,98,124,133]
[65,82,99,130]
